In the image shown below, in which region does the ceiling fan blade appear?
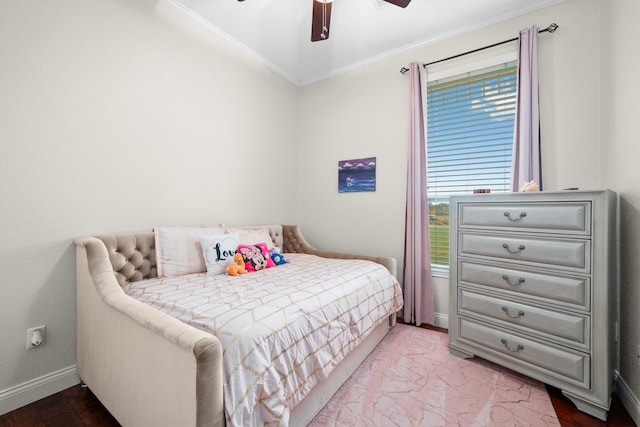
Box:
[311,0,332,42]
[383,0,411,8]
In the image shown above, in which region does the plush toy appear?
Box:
[269,247,288,265]
[519,180,540,192]
[225,253,248,276]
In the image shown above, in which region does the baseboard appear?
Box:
[615,371,640,426]
[434,312,449,330]
[0,365,80,416]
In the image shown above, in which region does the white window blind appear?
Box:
[426,61,517,268]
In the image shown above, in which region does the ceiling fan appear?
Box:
[311,0,412,42]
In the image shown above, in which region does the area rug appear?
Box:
[308,323,560,427]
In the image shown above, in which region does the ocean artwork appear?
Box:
[338,157,376,193]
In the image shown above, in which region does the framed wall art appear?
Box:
[338,157,376,193]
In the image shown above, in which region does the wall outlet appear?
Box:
[26,325,46,349]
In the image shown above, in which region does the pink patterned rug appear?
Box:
[309,323,560,426]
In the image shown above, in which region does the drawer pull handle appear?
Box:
[502,275,525,286]
[504,211,527,221]
[501,306,525,318]
[501,339,524,353]
[502,243,526,254]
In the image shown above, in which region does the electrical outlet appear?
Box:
[26,326,46,349]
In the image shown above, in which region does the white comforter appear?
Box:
[122,253,403,426]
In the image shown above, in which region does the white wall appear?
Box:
[297,0,640,420]
[3,0,640,422]
[601,0,640,423]
[0,0,298,412]
[297,0,604,325]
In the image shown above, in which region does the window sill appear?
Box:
[431,265,449,279]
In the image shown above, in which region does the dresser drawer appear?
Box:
[458,202,590,235]
[457,317,589,387]
[459,231,590,272]
[459,261,589,309]
[458,289,589,348]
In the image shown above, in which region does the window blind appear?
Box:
[426,61,517,267]
[427,62,517,198]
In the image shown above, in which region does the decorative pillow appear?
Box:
[199,233,240,276]
[154,226,224,277]
[237,243,276,272]
[227,227,275,249]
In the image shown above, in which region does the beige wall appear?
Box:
[0,0,297,411]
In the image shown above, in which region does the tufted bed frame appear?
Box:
[75,224,398,427]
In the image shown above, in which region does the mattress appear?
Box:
[122,253,403,426]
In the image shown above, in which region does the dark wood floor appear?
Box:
[547,385,636,427]
[1,323,636,426]
[0,385,119,427]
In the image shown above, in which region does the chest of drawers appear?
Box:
[448,190,617,420]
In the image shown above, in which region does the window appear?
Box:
[426,60,518,270]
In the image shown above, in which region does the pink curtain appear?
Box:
[402,62,435,326]
[511,25,542,191]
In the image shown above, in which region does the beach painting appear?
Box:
[338,157,376,193]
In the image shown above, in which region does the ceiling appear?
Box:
[167,0,562,85]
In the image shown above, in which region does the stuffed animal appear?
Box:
[519,180,540,192]
[225,253,248,276]
[269,247,288,265]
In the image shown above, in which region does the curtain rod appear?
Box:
[400,23,558,75]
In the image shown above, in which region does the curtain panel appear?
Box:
[511,25,542,191]
[402,62,435,327]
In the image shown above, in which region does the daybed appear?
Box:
[74,224,403,427]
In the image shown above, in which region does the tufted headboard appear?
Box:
[95,233,157,285]
[96,225,286,287]
[88,224,396,287]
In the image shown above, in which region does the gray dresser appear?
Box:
[448,190,617,420]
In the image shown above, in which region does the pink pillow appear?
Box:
[226,227,275,249]
[237,243,276,272]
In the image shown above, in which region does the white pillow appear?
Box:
[227,227,275,249]
[154,226,224,277]
[199,233,240,276]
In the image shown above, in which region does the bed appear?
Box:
[74,224,403,426]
